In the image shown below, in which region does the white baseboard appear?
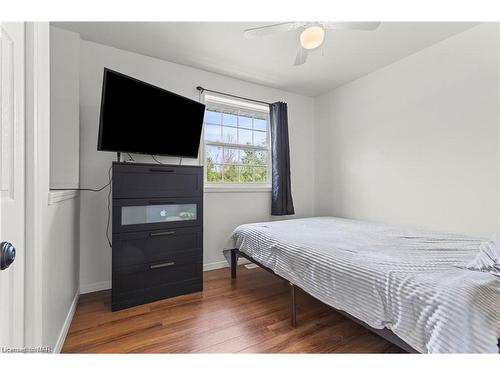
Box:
[203,260,229,271]
[53,288,79,353]
[80,280,112,294]
[203,258,249,271]
[79,260,249,295]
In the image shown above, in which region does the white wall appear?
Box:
[45,25,81,352]
[43,198,80,350]
[77,22,500,291]
[24,23,80,353]
[78,40,315,290]
[50,26,80,188]
[314,23,500,236]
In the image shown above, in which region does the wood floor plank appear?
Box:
[62,266,404,354]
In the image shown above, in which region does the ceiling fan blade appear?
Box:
[322,22,381,31]
[244,22,304,38]
[294,47,308,66]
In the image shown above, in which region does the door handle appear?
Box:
[0,241,16,271]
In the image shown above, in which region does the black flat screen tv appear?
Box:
[97,68,205,158]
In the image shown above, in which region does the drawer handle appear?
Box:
[149,168,175,173]
[150,231,176,237]
[150,262,175,269]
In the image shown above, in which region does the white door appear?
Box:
[0,22,25,350]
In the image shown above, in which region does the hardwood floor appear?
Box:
[62,266,404,353]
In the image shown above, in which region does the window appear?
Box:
[203,95,271,188]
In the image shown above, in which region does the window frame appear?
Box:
[201,93,272,192]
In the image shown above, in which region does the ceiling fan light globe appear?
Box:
[300,26,325,50]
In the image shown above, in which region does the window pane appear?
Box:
[222,113,238,126]
[206,145,223,164]
[254,167,267,182]
[207,164,223,182]
[240,149,255,165]
[254,130,267,147]
[223,147,239,164]
[239,115,252,129]
[223,164,239,183]
[253,118,267,131]
[238,128,253,146]
[205,124,221,142]
[205,110,221,124]
[239,166,254,182]
[204,101,270,185]
[222,126,237,144]
[254,150,267,166]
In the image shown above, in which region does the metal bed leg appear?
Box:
[289,282,297,328]
[230,249,237,279]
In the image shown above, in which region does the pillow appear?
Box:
[466,236,500,277]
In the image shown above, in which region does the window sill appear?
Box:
[204,185,271,193]
[48,190,79,205]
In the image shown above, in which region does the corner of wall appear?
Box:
[311,91,334,217]
[497,22,500,234]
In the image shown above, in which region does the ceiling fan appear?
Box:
[243,22,381,66]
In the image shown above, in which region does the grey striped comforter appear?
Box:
[231,217,500,353]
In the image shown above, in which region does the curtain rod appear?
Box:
[196,86,272,106]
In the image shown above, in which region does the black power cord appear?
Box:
[152,155,183,165]
[151,155,163,164]
[50,184,110,192]
[50,179,111,192]
[51,165,113,248]
[105,165,112,248]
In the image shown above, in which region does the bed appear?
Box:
[227,217,500,353]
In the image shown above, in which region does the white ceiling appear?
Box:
[53,22,478,96]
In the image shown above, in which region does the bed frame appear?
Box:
[230,248,420,353]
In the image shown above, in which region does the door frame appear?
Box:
[24,22,50,349]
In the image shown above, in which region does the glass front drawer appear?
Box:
[121,203,197,226]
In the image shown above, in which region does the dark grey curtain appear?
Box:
[270,102,295,216]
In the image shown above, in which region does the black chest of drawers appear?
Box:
[111,162,203,311]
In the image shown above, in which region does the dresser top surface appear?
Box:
[112,161,203,169]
